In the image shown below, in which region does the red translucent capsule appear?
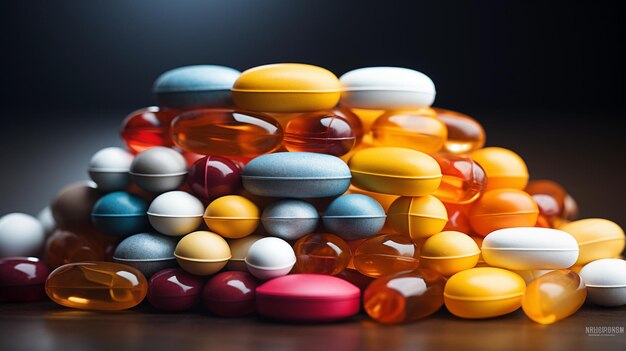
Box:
[442,202,472,234]
[120,106,180,153]
[433,154,487,204]
[284,111,356,156]
[187,156,242,202]
[44,228,118,269]
[526,180,578,226]
[293,233,352,275]
[0,257,51,302]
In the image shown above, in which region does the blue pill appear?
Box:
[153,65,241,109]
[91,191,149,237]
[322,194,386,240]
[242,152,351,198]
[112,232,177,278]
[261,199,319,240]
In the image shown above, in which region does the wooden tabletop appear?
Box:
[1,300,624,351]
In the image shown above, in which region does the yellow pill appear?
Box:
[203,195,260,239]
[174,231,231,276]
[559,218,625,265]
[387,195,448,241]
[420,231,480,276]
[444,267,526,319]
[470,147,528,190]
[522,270,586,324]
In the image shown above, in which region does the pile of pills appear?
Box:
[1,64,625,325]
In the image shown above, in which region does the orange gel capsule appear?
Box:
[170,109,283,157]
[293,233,352,275]
[45,262,147,311]
[371,108,446,155]
[283,111,356,156]
[353,234,419,278]
[443,202,472,234]
[522,270,586,324]
[364,269,446,324]
[434,108,485,154]
[433,154,487,204]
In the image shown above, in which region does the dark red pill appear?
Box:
[187,156,242,202]
[147,268,204,312]
[0,257,51,302]
[202,271,258,317]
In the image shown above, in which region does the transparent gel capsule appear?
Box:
[522,270,586,324]
[433,154,487,204]
[434,108,485,154]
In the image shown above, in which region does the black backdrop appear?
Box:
[1,0,624,228]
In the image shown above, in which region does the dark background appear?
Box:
[0,0,624,228]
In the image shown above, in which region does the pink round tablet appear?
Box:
[256,274,360,322]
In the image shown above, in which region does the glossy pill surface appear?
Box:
[559,218,625,265]
[579,259,626,306]
[0,213,46,258]
[147,191,204,237]
[88,147,134,192]
[120,106,179,153]
[349,147,442,196]
[364,269,446,324]
[242,152,351,198]
[420,231,480,276]
[245,237,296,280]
[470,147,528,190]
[112,232,178,278]
[433,154,487,204]
[443,202,472,234]
[147,268,204,312]
[526,180,568,225]
[0,257,50,302]
[354,234,420,278]
[256,274,360,322]
[339,67,436,109]
[202,271,258,317]
[51,181,101,231]
[434,108,485,154]
[481,228,579,270]
[227,234,264,271]
[171,109,283,157]
[371,108,446,155]
[91,191,148,237]
[444,267,526,319]
[129,147,188,193]
[44,228,117,269]
[294,233,351,275]
[204,195,260,239]
[153,65,240,109]
[187,155,242,202]
[174,231,231,276]
[387,195,448,240]
[45,261,147,310]
[232,63,341,113]
[469,188,539,236]
[522,270,586,324]
[322,194,386,240]
[284,111,356,156]
[261,199,318,240]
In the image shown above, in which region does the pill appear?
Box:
[0,213,46,258]
[371,108,447,155]
[387,195,448,241]
[444,267,526,319]
[129,147,188,193]
[283,111,356,156]
[88,147,134,192]
[174,231,231,276]
[579,258,626,306]
[559,218,625,265]
[256,274,360,322]
[349,108,385,134]
[147,191,204,237]
[187,155,242,202]
[468,188,539,237]
[364,269,446,324]
[293,233,351,275]
[51,181,101,231]
[37,206,56,237]
[339,67,436,109]
[443,202,472,234]
[470,147,529,190]
[112,232,178,278]
[242,152,351,198]
[522,270,586,324]
[322,194,386,240]
[226,234,264,271]
[432,154,487,204]
[91,191,149,237]
[346,185,399,212]
[202,271,258,317]
[44,228,118,269]
[203,195,260,239]
[353,234,420,278]
[349,147,442,196]
[420,231,480,276]
[170,109,283,157]
[0,257,50,302]
[335,268,375,293]
[511,269,553,284]
[245,237,296,280]
[147,268,204,312]
[481,227,579,270]
[433,108,485,154]
[261,199,319,240]
[120,106,180,153]
[45,261,147,311]
[232,63,341,113]
[153,65,240,109]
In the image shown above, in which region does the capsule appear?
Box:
[526,180,575,226]
[283,111,356,156]
[433,154,487,204]
[443,202,472,234]
[353,234,420,278]
[170,109,283,157]
[468,188,539,237]
[364,269,446,324]
[293,233,351,275]
[434,108,485,154]
[522,270,586,324]
[44,228,118,269]
[371,108,446,155]
[470,147,528,190]
[45,261,147,310]
[120,106,180,153]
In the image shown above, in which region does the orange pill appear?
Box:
[522,270,586,324]
[470,147,528,190]
[443,202,472,234]
[433,154,487,204]
[293,233,351,275]
[371,108,446,155]
[434,108,485,154]
[283,111,356,156]
[468,189,539,236]
[353,234,419,278]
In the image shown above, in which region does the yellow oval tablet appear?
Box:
[387,195,448,241]
[559,218,625,265]
[470,147,528,190]
[420,231,480,276]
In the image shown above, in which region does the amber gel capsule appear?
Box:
[45,261,148,310]
[522,270,586,324]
